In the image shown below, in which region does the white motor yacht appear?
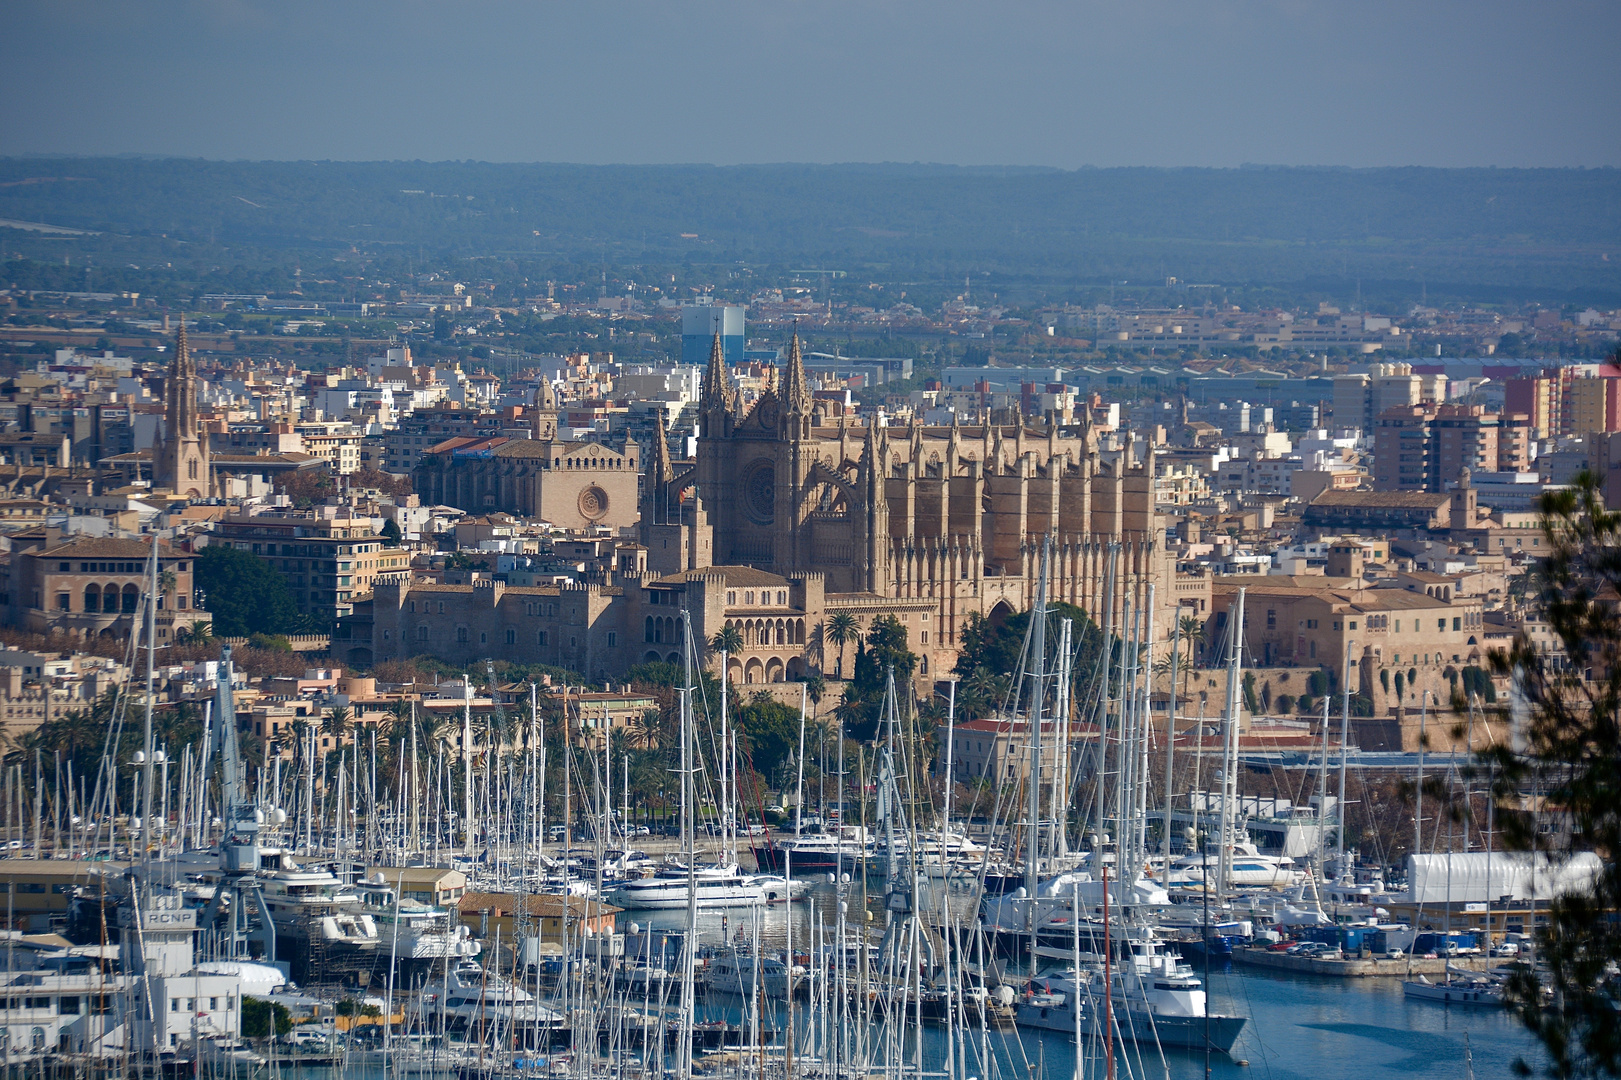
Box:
[356,877,481,962]
[1166,842,1301,889]
[420,960,567,1048]
[702,948,812,999]
[605,862,768,909]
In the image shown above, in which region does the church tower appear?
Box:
[154,320,209,499]
[532,378,559,441]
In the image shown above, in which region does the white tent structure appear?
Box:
[1405,851,1602,906]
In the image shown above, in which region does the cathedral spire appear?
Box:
[783,329,812,417]
[166,317,199,441]
[701,333,734,412]
[650,412,673,486]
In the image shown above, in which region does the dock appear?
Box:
[1232,948,1494,978]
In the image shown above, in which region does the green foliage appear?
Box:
[195,545,308,638]
[1478,471,1621,1076]
[1298,693,1315,714]
[1275,693,1293,715]
[1242,671,1258,714]
[335,998,359,1017]
[1308,668,1331,698]
[380,519,402,547]
[248,633,293,652]
[730,697,802,782]
[952,602,1107,720]
[242,997,292,1039]
[1461,665,1497,703]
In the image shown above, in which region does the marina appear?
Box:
[0,544,1562,1080]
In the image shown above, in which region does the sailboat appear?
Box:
[606,618,806,910]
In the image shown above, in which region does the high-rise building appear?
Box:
[681,303,744,368]
[1374,403,1530,492]
[1332,363,1446,436]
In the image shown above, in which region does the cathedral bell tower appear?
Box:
[154,320,210,499]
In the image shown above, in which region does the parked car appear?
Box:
[281,1029,329,1049]
[632,825,651,836]
[1490,941,1520,957]
[744,824,769,836]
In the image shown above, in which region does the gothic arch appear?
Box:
[797,462,861,515]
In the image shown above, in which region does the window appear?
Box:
[744,591,754,605]
[56,593,69,611]
[1453,618,1461,631]
[920,631,929,645]
[1349,621,1357,630]
[606,632,617,647]
[479,632,487,644]
[777,591,787,605]
[727,591,736,605]
[438,601,445,614]
[538,630,549,646]
[417,625,429,641]
[506,629,516,645]
[1438,619,1447,631]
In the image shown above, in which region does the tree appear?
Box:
[1479,470,1621,1077]
[711,624,743,657]
[193,545,308,638]
[380,519,402,547]
[825,612,858,680]
[322,706,352,746]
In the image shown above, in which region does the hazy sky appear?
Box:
[3,0,1617,168]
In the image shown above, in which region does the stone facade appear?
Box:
[412,383,639,530]
[374,334,1176,686]
[152,321,210,499]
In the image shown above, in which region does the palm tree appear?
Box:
[803,672,826,714]
[321,706,352,750]
[825,612,858,680]
[630,708,663,751]
[158,567,177,611]
[711,624,743,657]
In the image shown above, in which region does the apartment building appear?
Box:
[1373,404,1531,492]
[212,510,410,627]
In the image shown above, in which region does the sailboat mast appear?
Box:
[1026,536,1049,898]
[1216,587,1246,898]
[463,677,475,857]
[1337,636,1356,871]
[1162,596,1180,869]
[1094,545,1118,853]
[141,534,158,885]
[677,612,698,1080]
[1054,617,1073,860]
[1135,584,1156,879]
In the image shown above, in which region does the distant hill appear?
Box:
[2,160,1618,299]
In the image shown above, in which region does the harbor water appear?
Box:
[630,883,1544,1080]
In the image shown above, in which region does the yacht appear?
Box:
[751,826,872,875]
[1018,927,1247,1053]
[356,877,481,963]
[253,851,382,953]
[419,960,568,1048]
[702,948,812,999]
[1166,842,1301,889]
[606,862,770,909]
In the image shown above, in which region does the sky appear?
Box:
[2,0,1617,168]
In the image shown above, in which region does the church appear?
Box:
[412,379,640,531]
[153,321,210,498]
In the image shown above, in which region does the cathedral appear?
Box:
[369,333,1180,688]
[640,333,1179,665]
[153,320,210,499]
